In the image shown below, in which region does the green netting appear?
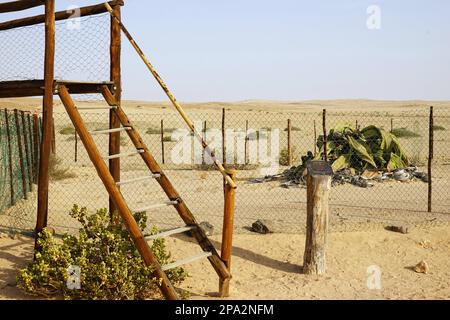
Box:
[0,109,42,213]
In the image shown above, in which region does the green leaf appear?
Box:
[387,152,408,171]
[347,136,377,168]
[332,154,351,172]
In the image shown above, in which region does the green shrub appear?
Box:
[17,205,187,300]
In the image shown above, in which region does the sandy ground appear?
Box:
[2,98,450,235]
[1,225,449,300]
[1,98,449,300]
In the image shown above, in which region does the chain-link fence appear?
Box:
[2,105,450,235]
[0,109,42,231]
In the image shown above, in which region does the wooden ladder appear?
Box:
[57,84,231,300]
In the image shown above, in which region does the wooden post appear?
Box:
[4,109,15,205]
[109,2,122,220]
[322,109,328,162]
[244,120,249,165]
[219,169,237,297]
[287,119,292,166]
[428,107,434,213]
[14,109,28,199]
[303,161,332,275]
[32,113,39,184]
[36,0,55,250]
[314,120,317,156]
[21,111,32,191]
[160,119,165,164]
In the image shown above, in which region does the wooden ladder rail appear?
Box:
[57,84,179,300]
[101,86,231,282]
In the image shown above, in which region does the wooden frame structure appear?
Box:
[0,0,124,242]
[0,0,236,301]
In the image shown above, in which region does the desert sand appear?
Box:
[1,224,449,300]
[1,98,449,300]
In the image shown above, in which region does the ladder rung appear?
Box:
[116,174,161,187]
[145,226,196,241]
[131,201,178,213]
[103,150,144,160]
[77,106,117,110]
[161,252,213,271]
[90,127,131,135]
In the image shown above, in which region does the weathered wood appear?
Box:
[59,84,179,300]
[0,0,124,31]
[101,86,231,283]
[0,80,115,98]
[4,109,15,205]
[287,119,292,166]
[21,111,32,191]
[219,169,237,298]
[303,161,332,275]
[105,3,237,188]
[160,119,165,164]
[14,109,28,199]
[109,2,122,219]
[0,0,44,14]
[428,106,434,213]
[35,0,54,253]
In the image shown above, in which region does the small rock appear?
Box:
[386,225,410,234]
[414,260,429,274]
[199,222,214,236]
[251,220,275,234]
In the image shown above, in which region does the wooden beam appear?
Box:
[109,2,122,220]
[0,0,44,14]
[35,0,54,252]
[0,0,124,31]
[0,80,115,98]
[219,169,237,298]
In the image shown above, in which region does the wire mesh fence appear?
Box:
[1,105,450,235]
[0,109,42,231]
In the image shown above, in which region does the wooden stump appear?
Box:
[303,161,332,275]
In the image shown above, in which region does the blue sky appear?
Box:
[3,0,450,101]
